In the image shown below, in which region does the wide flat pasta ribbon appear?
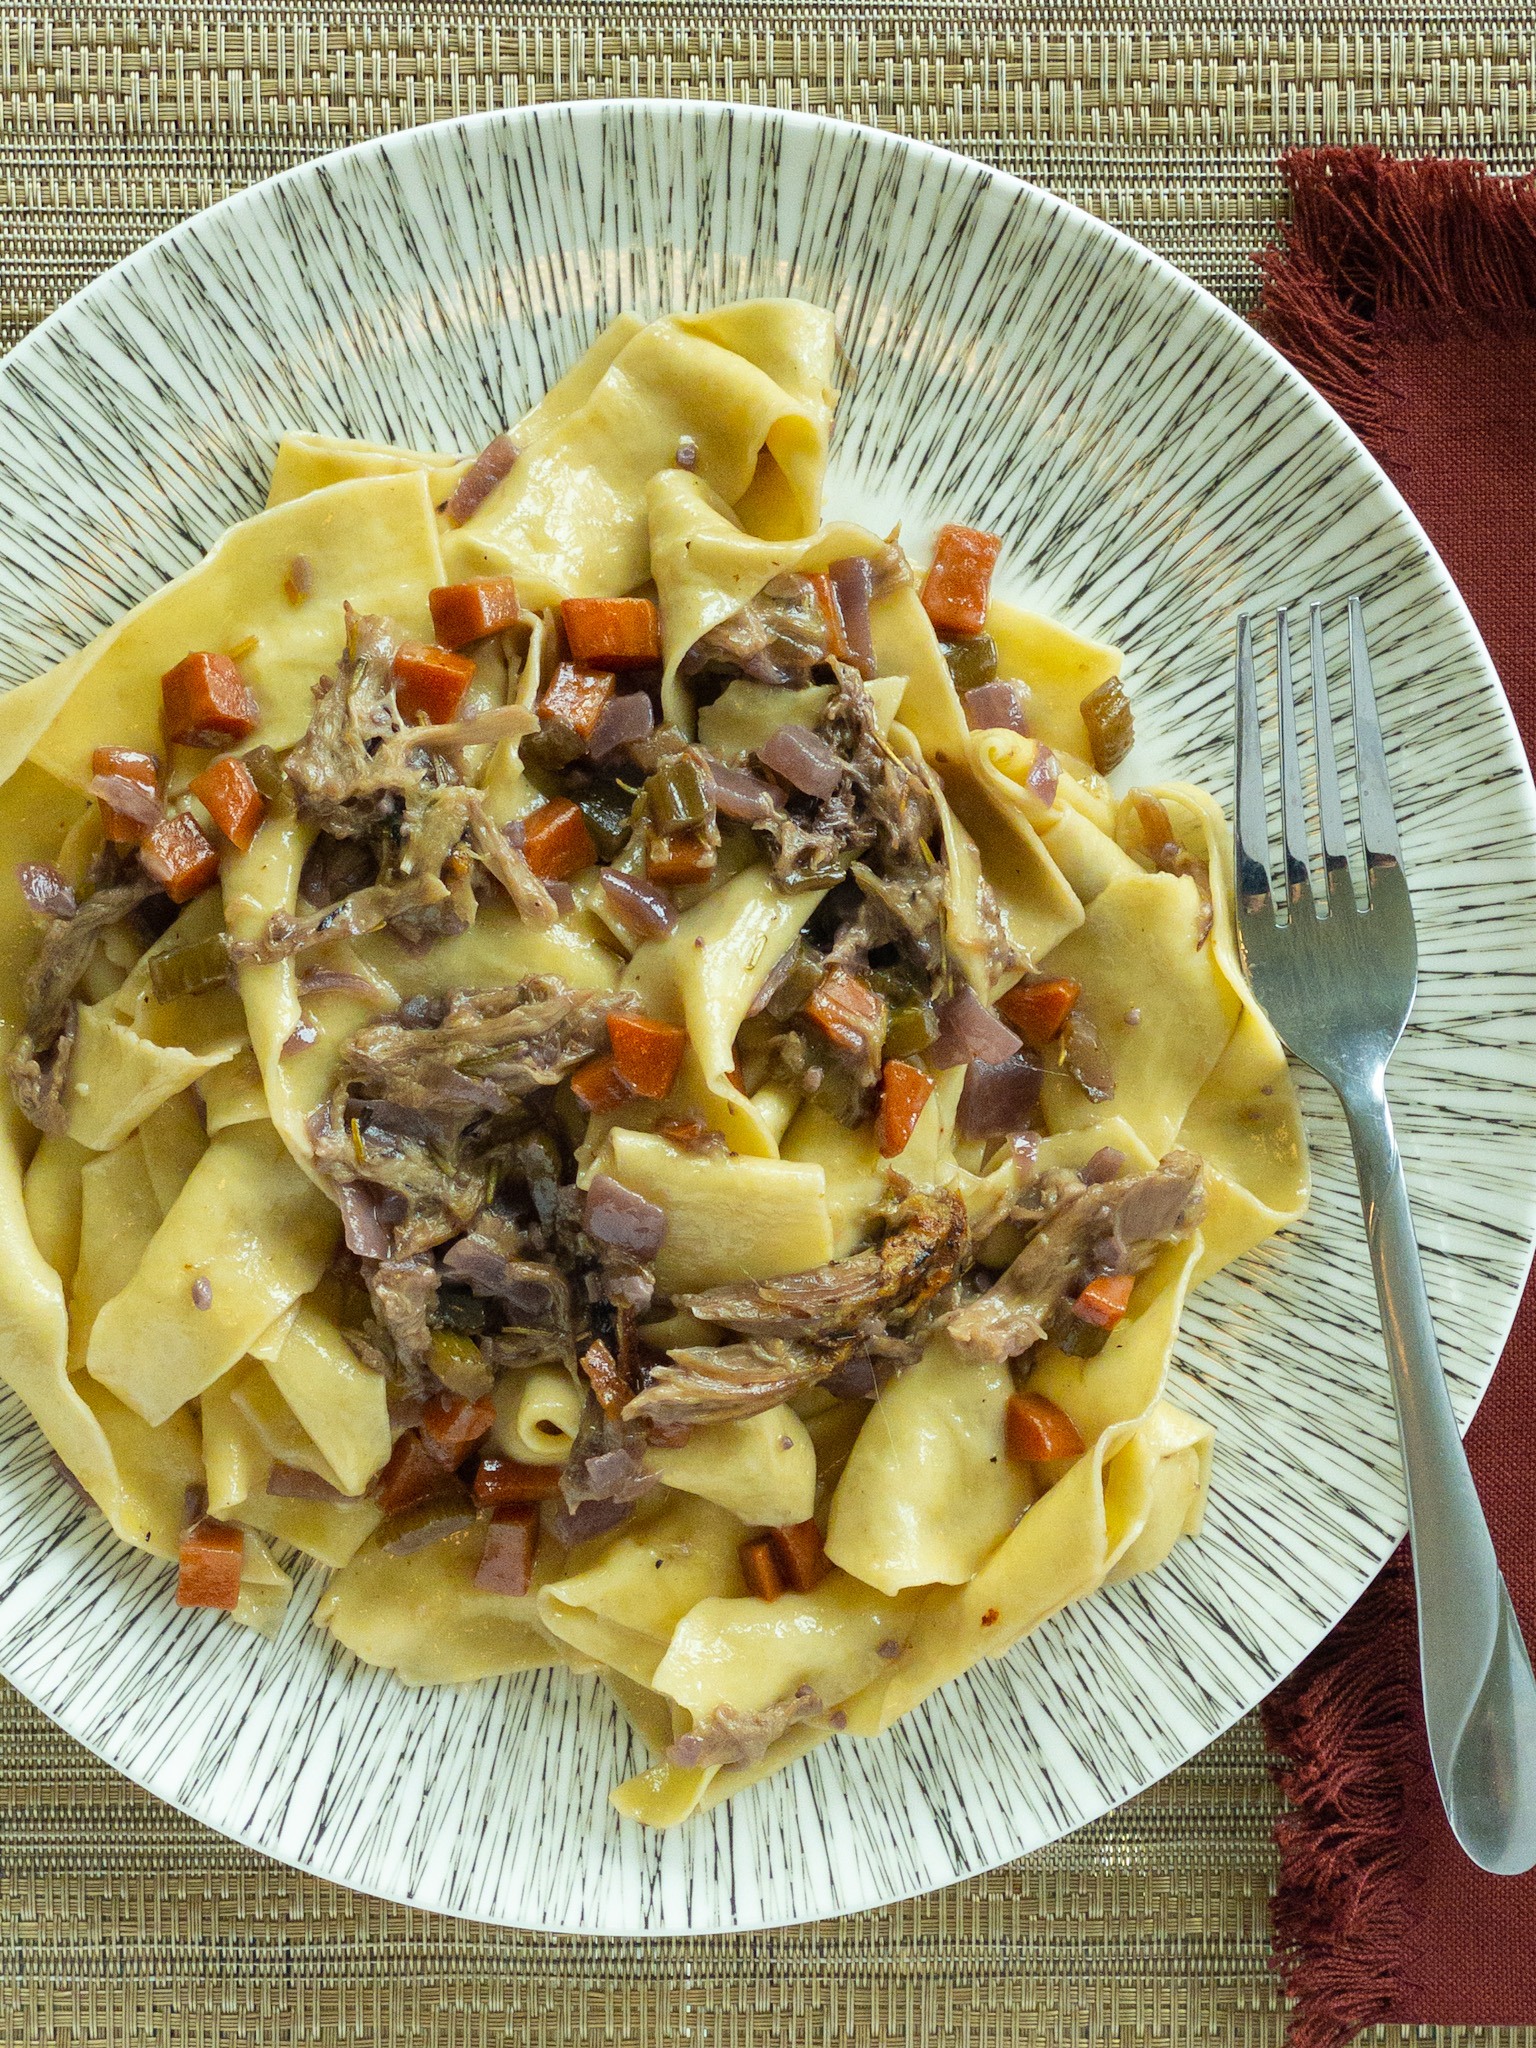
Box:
[266,432,467,510]
[646,471,889,719]
[844,1232,1203,1733]
[644,1405,816,1528]
[85,1120,339,1426]
[596,1127,834,1295]
[825,1333,1033,1595]
[443,302,837,605]
[537,1492,748,1687]
[1119,785,1308,1281]
[620,862,825,1156]
[27,472,446,785]
[318,1522,565,1684]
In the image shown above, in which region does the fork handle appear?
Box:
[1342,1073,1536,1875]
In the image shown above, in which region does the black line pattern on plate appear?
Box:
[0,100,1532,1935]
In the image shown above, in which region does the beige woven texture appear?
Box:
[2,8,1535,2043]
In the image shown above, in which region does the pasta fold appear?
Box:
[85,1121,339,1426]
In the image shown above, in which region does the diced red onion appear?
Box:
[828,556,877,677]
[87,773,163,829]
[746,942,799,1018]
[1080,1146,1126,1185]
[18,861,76,920]
[963,682,1028,734]
[599,868,676,938]
[583,1173,667,1259]
[266,1462,346,1501]
[705,759,778,821]
[1062,1010,1116,1102]
[675,437,699,472]
[956,1051,1042,1138]
[443,434,518,526]
[553,1496,632,1546]
[380,1504,478,1555]
[50,1451,93,1503]
[190,1275,213,1311]
[929,987,1022,1070]
[1027,744,1059,809]
[282,1017,319,1059]
[388,1393,426,1434]
[298,968,383,1001]
[588,689,654,759]
[184,1483,209,1528]
[544,879,576,914]
[757,724,844,799]
[503,817,526,850]
[336,1182,391,1260]
[1010,1131,1039,1174]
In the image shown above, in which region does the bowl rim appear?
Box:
[2,94,1534,1934]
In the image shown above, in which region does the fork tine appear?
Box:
[1233,612,1274,916]
[1348,595,1404,874]
[1309,604,1355,910]
[1275,608,1314,912]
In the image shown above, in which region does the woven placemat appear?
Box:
[3,10,1536,2044]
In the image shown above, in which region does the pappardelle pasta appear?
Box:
[0,300,1307,1824]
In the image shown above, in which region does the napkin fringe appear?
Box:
[1261,1552,1424,2048]
[1255,146,1536,441]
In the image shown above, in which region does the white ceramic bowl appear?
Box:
[0,102,1532,1934]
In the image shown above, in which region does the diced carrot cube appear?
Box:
[419,1390,497,1466]
[570,1054,632,1114]
[539,660,616,740]
[429,576,522,649]
[373,1431,446,1515]
[805,969,886,1057]
[739,1536,785,1602]
[522,798,597,881]
[176,1518,245,1611]
[560,597,662,670]
[472,1457,563,1507]
[768,1519,830,1594]
[997,976,1081,1047]
[807,572,853,665]
[139,813,220,902]
[645,829,715,888]
[91,746,160,845]
[392,641,477,724]
[921,524,1003,638]
[1005,1390,1085,1463]
[608,1013,687,1100]
[878,1059,936,1158]
[1072,1271,1136,1330]
[189,756,266,852]
[162,651,261,746]
[475,1503,539,1594]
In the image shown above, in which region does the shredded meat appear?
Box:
[668,1684,824,1770]
[311,976,630,1258]
[680,574,832,690]
[553,1403,659,1545]
[945,1149,1205,1363]
[242,607,548,966]
[366,1256,439,1371]
[334,978,627,1121]
[759,672,942,898]
[624,1185,968,1428]
[6,867,159,1132]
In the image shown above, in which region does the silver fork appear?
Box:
[1233,597,1536,1875]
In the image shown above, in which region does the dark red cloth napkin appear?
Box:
[1253,147,1536,2044]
